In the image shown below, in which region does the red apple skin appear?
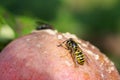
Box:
[0,30,120,80]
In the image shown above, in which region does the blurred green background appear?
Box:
[0,0,120,71]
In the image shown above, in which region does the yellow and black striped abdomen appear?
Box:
[74,50,85,65]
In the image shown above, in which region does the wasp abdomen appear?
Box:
[75,51,85,65]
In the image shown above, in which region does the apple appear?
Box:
[0,30,120,80]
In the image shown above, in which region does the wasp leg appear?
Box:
[57,44,68,50]
[71,53,79,67]
[58,40,70,58]
[57,40,69,50]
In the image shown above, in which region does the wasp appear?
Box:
[36,24,54,30]
[58,38,85,66]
